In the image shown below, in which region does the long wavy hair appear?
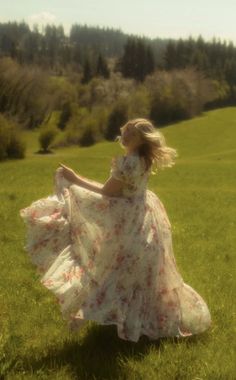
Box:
[115,118,178,174]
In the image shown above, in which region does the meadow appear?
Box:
[0,107,235,379]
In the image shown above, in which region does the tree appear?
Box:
[164,41,177,70]
[119,37,155,82]
[105,100,128,141]
[95,52,110,78]
[81,57,93,84]
[146,45,155,75]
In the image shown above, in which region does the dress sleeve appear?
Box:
[110,155,139,183]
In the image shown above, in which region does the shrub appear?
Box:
[62,106,90,145]
[79,127,96,146]
[38,127,58,152]
[53,105,108,148]
[6,133,26,158]
[0,113,26,160]
[0,120,9,160]
[58,101,72,130]
[145,67,218,125]
[0,57,78,130]
[77,73,135,108]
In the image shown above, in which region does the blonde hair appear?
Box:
[116,118,178,174]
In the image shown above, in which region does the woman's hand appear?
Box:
[58,163,76,182]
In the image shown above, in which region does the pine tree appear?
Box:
[120,38,136,78]
[120,37,155,82]
[164,41,177,70]
[81,57,93,84]
[95,52,110,78]
[146,45,155,75]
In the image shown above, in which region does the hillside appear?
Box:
[0,107,235,379]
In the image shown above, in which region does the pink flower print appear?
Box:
[42,278,54,287]
[46,223,54,231]
[96,290,106,306]
[51,209,61,220]
[157,314,167,326]
[159,287,168,295]
[62,267,85,282]
[121,296,128,305]
[77,225,86,235]
[29,210,37,225]
[90,279,98,288]
[87,259,94,269]
[74,289,80,297]
[104,231,111,239]
[167,300,177,308]
[90,247,97,259]
[114,223,122,236]
[41,239,48,247]
[106,310,118,321]
[31,209,37,218]
[34,240,47,252]
[137,224,144,234]
[158,267,165,275]
[146,266,152,287]
[95,202,108,211]
[151,223,159,240]
[71,225,85,237]
[116,253,125,265]
[116,282,125,293]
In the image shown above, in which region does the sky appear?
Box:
[0,0,236,44]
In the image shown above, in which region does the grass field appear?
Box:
[0,107,235,379]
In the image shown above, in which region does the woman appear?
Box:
[19,118,212,342]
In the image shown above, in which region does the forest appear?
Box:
[1,21,236,160]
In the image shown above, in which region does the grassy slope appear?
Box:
[0,107,235,379]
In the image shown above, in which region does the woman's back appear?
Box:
[110,153,150,198]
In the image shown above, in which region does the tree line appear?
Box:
[1,21,236,93]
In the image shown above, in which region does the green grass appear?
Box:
[1,107,236,379]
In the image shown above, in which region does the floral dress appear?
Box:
[19,153,212,342]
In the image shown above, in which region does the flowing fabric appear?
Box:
[19,153,211,342]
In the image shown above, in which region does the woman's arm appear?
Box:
[73,172,103,193]
[73,172,104,189]
[74,172,124,197]
[58,163,124,197]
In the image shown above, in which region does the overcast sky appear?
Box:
[1,0,235,44]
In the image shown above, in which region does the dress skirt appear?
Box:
[19,169,212,342]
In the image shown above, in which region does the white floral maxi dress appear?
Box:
[19,153,212,342]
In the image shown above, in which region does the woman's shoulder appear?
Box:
[112,153,139,166]
[111,154,146,175]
